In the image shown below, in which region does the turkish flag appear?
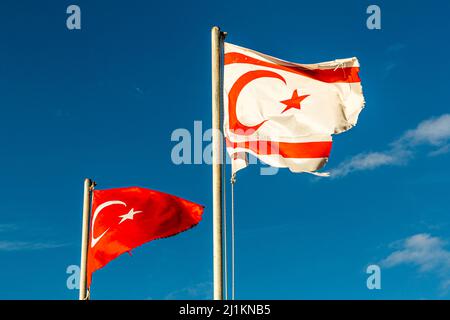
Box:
[223,43,365,175]
[86,187,204,288]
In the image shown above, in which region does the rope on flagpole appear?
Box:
[230,172,236,300]
[222,146,228,300]
[220,33,228,300]
[83,289,90,300]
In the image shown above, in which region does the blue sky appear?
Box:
[1,0,450,299]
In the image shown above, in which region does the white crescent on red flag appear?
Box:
[86,187,204,288]
[223,43,365,175]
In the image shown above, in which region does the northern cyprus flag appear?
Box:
[223,43,365,175]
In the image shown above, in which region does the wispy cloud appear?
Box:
[331,114,450,178]
[381,234,450,271]
[164,281,212,300]
[396,114,450,147]
[383,62,397,76]
[429,144,450,157]
[382,43,406,78]
[135,87,144,94]
[331,149,410,177]
[386,43,406,54]
[380,233,450,291]
[0,222,68,252]
[0,224,18,232]
[0,241,67,252]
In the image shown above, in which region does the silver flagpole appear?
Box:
[79,178,93,300]
[211,26,225,300]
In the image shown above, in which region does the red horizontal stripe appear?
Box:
[226,138,332,159]
[224,52,360,83]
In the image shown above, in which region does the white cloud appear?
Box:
[380,234,450,292]
[399,114,450,146]
[331,150,408,178]
[380,233,450,295]
[164,281,212,300]
[0,241,67,252]
[330,114,450,177]
[381,234,450,273]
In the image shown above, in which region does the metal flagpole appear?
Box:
[79,178,93,300]
[211,26,225,300]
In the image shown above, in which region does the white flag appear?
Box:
[223,43,365,175]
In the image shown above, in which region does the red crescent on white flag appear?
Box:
[228,70,286,135]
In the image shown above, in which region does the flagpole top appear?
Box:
[84,178,96,191]
[211,26,227,39]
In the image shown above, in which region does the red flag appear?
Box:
[86,187,204,287]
